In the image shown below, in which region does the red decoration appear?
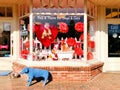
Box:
[75,22,84,32]
[21,49,29,59]
[34,24,58,47]
[27,24,36,32]
[88,41,95,49]
[25,40,35,48]
[66,37,76,46]
[60,40,65,45]
[79,33,90,41]
[34,24,41,32]
[87,52,93,60]
[59,22,68,33]
[74,47,83,56]
[74,42,81,48]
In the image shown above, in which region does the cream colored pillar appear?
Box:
[84,0,87,61]
[96,6,106,71]
[29,0,33,61]
[12,5,20,59]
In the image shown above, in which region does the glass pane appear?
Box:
[24,14,84,61]
[108,24,120,57]
[112,8,118,18]
[19,18,29,60]
[6,7,13,17]
[0,7,5,17]
[106,8,112,18]
[87,20,96,60]
[119,9,120,18]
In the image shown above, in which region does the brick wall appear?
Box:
[12,61,104,82]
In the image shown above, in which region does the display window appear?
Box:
[19,0,97,61]
[19,14,96,61]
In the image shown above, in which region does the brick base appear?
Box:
[12,60,104,82]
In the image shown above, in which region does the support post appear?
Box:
[29,0,33,61]
[84,0,88,61]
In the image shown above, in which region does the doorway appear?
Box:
[105,19,120,71]
[0,22,11,57]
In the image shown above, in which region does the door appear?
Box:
[105,19,120,71]
[0,22,11,57]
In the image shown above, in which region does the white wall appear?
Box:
[97,6,120,72]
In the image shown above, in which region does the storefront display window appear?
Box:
[20,13,85,60]
[19,12,96,61]
[87,20,96,60]
[19,0,97,61]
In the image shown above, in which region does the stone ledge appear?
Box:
[12,60,104,82]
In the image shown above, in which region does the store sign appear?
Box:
[33,15,84,24]
[108,24,120,35]
[108,24,120,57]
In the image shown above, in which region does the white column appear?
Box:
[29,0,33,61]
[83,0,87,61]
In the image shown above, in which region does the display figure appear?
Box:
[41,23,52,39]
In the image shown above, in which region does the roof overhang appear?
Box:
[90,0,120,7]
[0,0,120,8]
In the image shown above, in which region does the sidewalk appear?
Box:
[0,72,120,90]
[0,59,120,90]
[0,57,13,70]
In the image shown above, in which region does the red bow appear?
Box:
[0,45,8,49]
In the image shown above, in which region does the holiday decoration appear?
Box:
[34,23,58,47]
[74,42,81,49]
[66,37,76,46]
[51,48,58,60]
[60,40,65,44]
[88,40,95,49]
[60,40,69,52]
[41,23,52,39]
[33,23,41,32]
[0,45,8,49]
[79,33,90,41]
[74,47,83,56]
[27,24,36,32]
[59,22,68,33]
[48,48,58,61]
[75,22,84,32]
[21,49,29,59]
[25,40,35,49]
[87,52,93,60]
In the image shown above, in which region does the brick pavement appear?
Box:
[0,72,120,90]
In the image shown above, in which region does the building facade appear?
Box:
[0,0,120,72]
